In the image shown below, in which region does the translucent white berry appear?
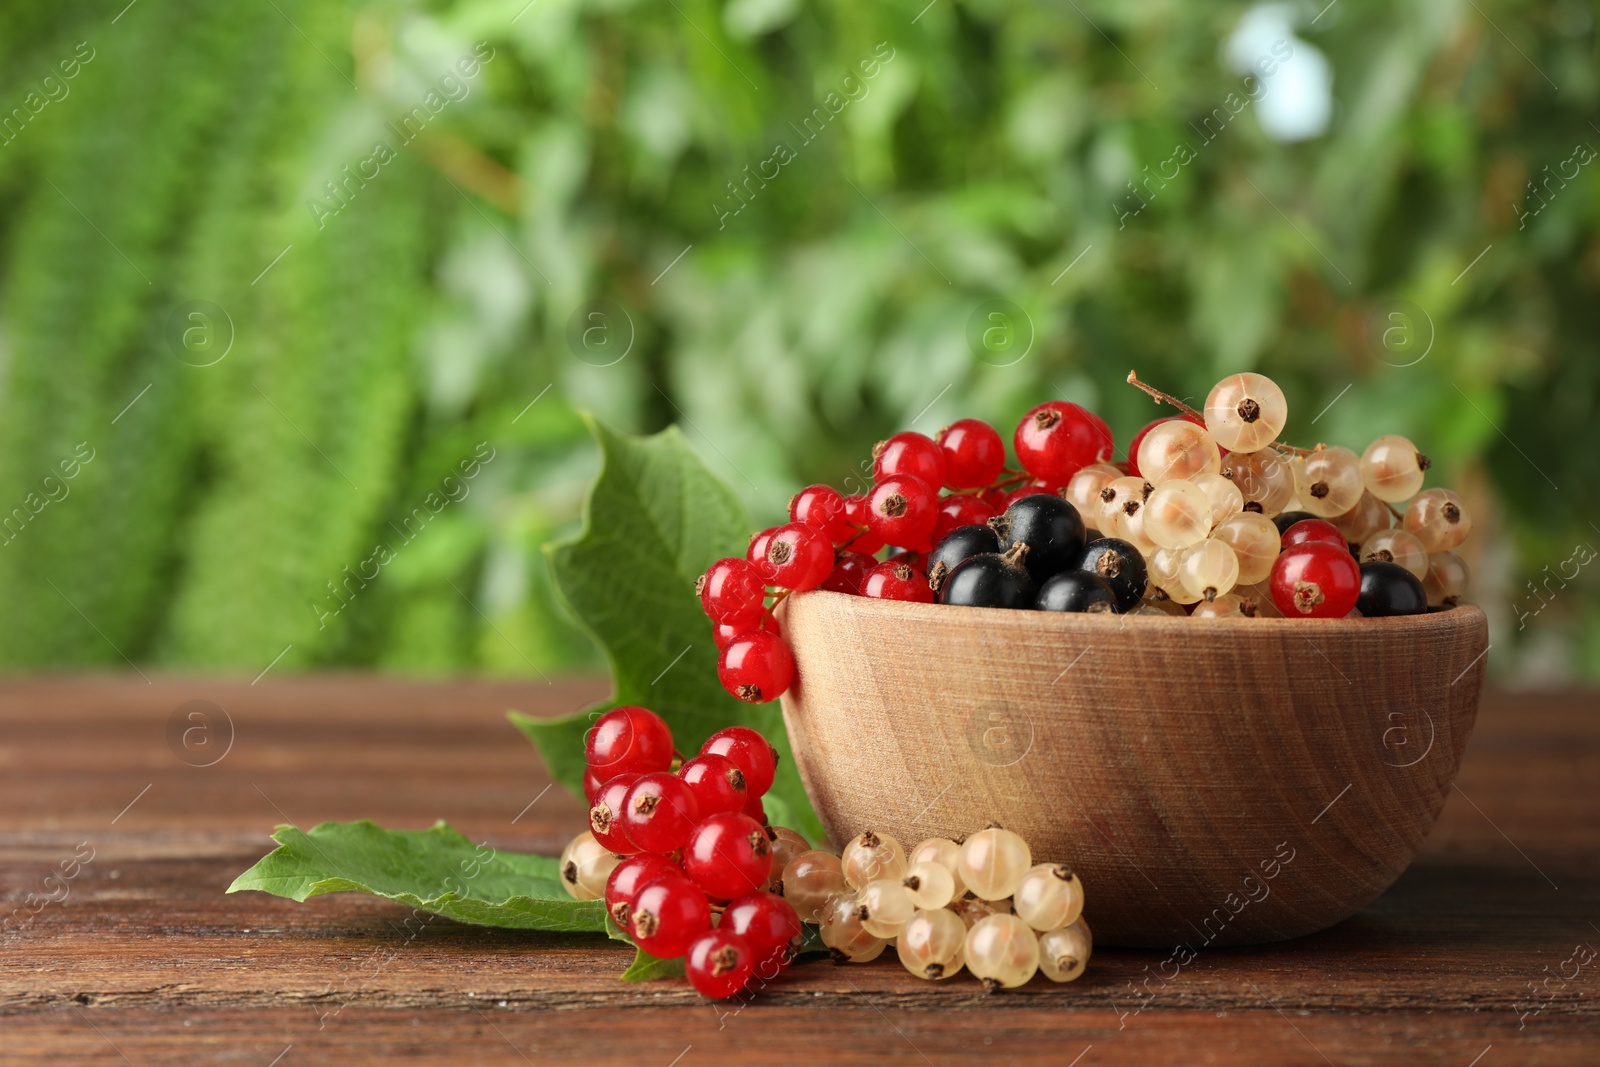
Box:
[964,913,1040,991]
[1361,528,1429,580]
[958,827,1031,901]
[949,893,1013,927]
[819,893,888,962]
[1063,463,1122,521]
[841,830,907,889]
[1012,864,1085,932]
[896,908,968,981]
[1225,448,1296,517]
[1204,372,1288,452]
[1143,479,1213,550]
[1423,551,1469,607]
[1211,511,1280,585]
[1137,420,1222,485]
[1403,488,1472,551]
[558,831,618,901]
[902,861,956,910]
[1178,538,1239,602]
[1293,446,1365,518]
[781,849,849,923]
[1190,472,1245,527]
[908,837,966,896]
[1360,434,1429,502]
[857,878,915,938]
[1037,918,1093,983]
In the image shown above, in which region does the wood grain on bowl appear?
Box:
[778,592,1489,948]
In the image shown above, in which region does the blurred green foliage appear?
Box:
[0,0,1594,678]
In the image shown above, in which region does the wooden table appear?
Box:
[1,677,1595,1065]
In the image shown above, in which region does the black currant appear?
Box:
[1083,527,1103,543]
[1356,560,1428,617]
[939,543,1037,609]
[1036,571,1117,613]
[927,523,1001,592]
[1071,537,1147,612]
[988,493,1085,582]
[1272,510,1316,536]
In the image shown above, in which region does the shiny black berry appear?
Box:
[1071,537,1147,612]
[1036,571,1117,613]
[940,543,1037,610]
[1272,510,1317,536]
[927,523,1001,593]
[1356,560,1428,617]
[988,494,1085,582]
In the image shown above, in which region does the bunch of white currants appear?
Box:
[785,826,1092,991]
[1062,371,1472,617]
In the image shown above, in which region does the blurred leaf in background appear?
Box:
[0,0,1594,680]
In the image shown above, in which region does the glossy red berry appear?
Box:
[873,431,947,488]
[842,494,886,555]
[685,928,755,999]
[748,522,833,591]
[586,706,674,779]
[1014,401,1113,485]
[588,774,641,854]
[629,876,710,959]
[1281,518,1347,550]
[742,792,767,826]
[820,551,876,595]
[722,892,803,977]
[697,558,765,623]
[701,726,778,798]
[789,484,854,544]
[717,630,795,704]
[861,561,936,603]
[1270,541,1361,618]
[866,475,939,550]
[711,612,777,651]
[677,753,748,816]
[683,812,774,901]
[621,771,702,854]
[605,853,681,928]
[582,765,605,803]
[931,493,998,544]
[936,419,1006,488]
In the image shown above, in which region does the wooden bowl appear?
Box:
[777,592,1488,947]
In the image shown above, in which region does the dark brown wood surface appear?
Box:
[0,676,1595,1066]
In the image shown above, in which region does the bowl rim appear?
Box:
[783,589,1487,634]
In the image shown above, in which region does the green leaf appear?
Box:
[227,820,607,933]
[621,949,687,982]
[513,414,823,842]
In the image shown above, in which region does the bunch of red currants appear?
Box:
[558,707,812,999]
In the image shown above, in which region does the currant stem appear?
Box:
[1125,369,1317,456]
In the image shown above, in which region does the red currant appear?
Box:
[1126,414,1223,478]
[588,774,642,854]
[820,551,876,595]
[743,792,767,827]
[629,876,710,959]
[1013,401,1113,485]
[683,812,773,901]
[931,494,998,544]
[748,522,833,591]
[605,853,681,928]
[866,475,938,550]
[936,419,1006,489]
[789,484,854,544]
[887,548,928,571]
[722,892,803,977]
[582,765,605,803]
[677,753,748,816]
[701,726,778,797]
[1270,541,1361,618]
[711,612,778,651]
[621,771,702,854]
[585,706,674,779]
[1281,518,1347,550]
[873,431,946,488]
[717,631,795,704]
[697,558,765,623]
[861,561,935,603]
[685,928,755,999]
[842,494,886,554]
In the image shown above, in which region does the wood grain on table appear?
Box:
[0,677,1595,1066]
